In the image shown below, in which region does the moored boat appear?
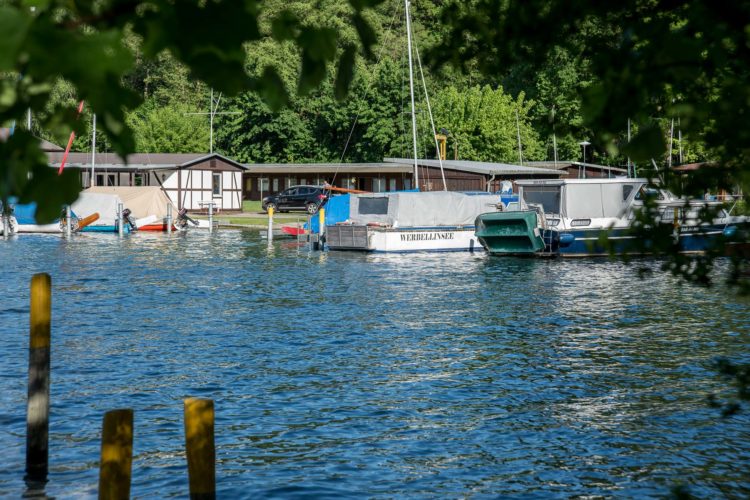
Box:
[326,191,503,252]
[475,178,747,257]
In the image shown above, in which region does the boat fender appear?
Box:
[559,233,575,247]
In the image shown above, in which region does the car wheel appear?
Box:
[306,202,318,214]
[266,202,278,213]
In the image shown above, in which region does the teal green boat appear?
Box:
[475,211,545,254]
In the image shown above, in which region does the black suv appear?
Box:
[262,185,328,214]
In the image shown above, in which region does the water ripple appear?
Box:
[0,231,748,498]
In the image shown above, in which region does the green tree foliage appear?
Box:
[0,0,384,221]
[429,85,543,162]
[126,100,209,153]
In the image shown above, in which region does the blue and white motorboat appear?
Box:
[475,177,747,257]
[325,191,503,252]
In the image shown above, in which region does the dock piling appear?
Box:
[98,409,134,500]
[267,207,274,243]
[25,273,51,483]
[167,204,173,233]
[208,203,214,234]
[318,208,325,250]
[65,206,72,238]
[184,398,216,500]
[117,203,124,237]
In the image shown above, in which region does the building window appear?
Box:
[389,178,397,191]
[272,178,279,192]
[97,173,116,186]
[300,178,307,185]
[373,177,386,193]
[287,177,297,188]
[134,174,144,186]
[404,178,412,190]
[212,173,222,198]
[245,178,252,191]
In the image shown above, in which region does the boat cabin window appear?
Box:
[359,197,389,215]
[635,186,665,200]
[622,185,634,200]
[522,186,561,214]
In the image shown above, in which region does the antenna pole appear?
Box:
[678,117,683,164]
[668,118,674,168]
[210,89,214,154]
[405,0,419,189]
[91,114,96,187]
[627,118,632,177]
[515,109,523,165]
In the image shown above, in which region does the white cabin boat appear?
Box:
[476,178,747,256]
[326,191,502,252]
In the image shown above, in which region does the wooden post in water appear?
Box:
[98,409,134,500]
[25,273,51,482]
[184,398,215,500]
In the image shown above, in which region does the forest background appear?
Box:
[30,0,704,168]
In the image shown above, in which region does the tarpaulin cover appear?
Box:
[85,186,175,219]
[11,201,39,225]
[349,191,501,227]
[309,194,350,232]
[71,192,123,227]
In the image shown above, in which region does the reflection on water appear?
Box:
[1,231,749,498]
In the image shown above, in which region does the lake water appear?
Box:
[1,230,749,498]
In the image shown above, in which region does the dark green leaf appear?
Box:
[271,10,299,41]
[621,124,666,163]
[349,0,386,12]
[0,7,31,71]
[335,46,357,101]
[352,13,377,59]
[256,66,289,111]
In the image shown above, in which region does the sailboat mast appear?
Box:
[405,0,419,189]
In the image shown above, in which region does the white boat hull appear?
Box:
[327,225,483,252]
[16,223,62,233]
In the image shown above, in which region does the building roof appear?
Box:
[40,138,64,152]
[672,162,710,172]
[385,158,562,176]
[243,162,414,174]
[527,160,628,174]
[47,152,247,171]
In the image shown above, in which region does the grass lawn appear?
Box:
[192,200,310,226]
[243,200,262,213]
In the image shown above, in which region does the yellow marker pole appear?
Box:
[184,398,215,500]
[98,409,133,500]
[267,206,274,242]
[25,273,51,482]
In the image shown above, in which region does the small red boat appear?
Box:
[281,225,307,236]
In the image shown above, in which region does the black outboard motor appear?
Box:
[174,208,190,230]
[122,208,137,231]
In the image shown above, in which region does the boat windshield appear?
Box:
[523,186,561,214]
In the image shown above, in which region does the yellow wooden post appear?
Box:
[26,273,51,482]
[184,398,215,500]
[98,409,133,500]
